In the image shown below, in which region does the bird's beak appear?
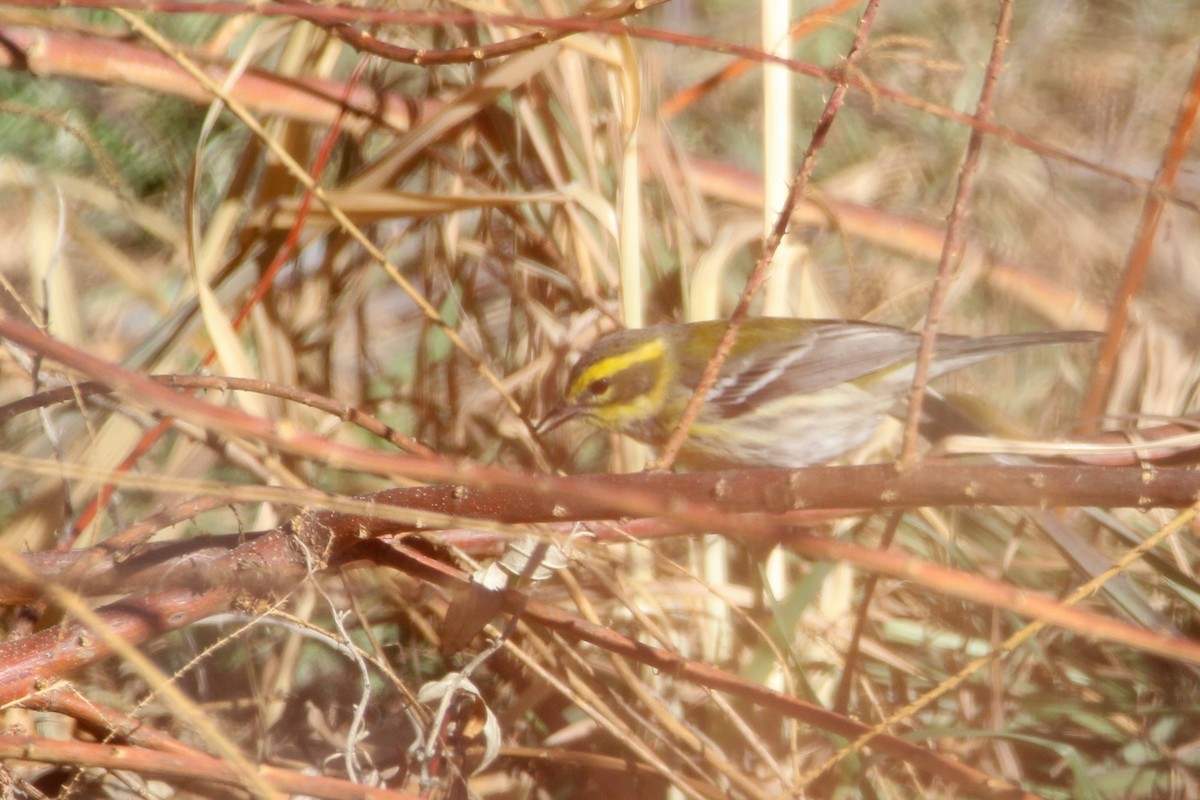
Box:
[536,403,581,435]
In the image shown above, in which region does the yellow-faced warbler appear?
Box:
[538,318,1098,469]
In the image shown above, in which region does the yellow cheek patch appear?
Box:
[587,402,633,428]
[589,383,667,428]
[568,338,665,399]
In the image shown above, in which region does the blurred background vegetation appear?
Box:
[1,1,1199,798]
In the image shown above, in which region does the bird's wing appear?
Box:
[704,323,925,415]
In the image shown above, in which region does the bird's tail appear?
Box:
[931,329,1101,375]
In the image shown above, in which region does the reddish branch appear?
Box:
[4,463,1200,679]
[0,24,431,134]
[6,462,1199,602]
[0,735,420,800]
[1,9,1188,198]
[1079,46,1200,426]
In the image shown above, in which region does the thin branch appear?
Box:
[897,0,1014,467]
[1078,44,1200,427]
[653,0,883,470]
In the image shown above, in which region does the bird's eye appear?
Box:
[586,377,611,396]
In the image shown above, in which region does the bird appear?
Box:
[537,317,1098,470]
